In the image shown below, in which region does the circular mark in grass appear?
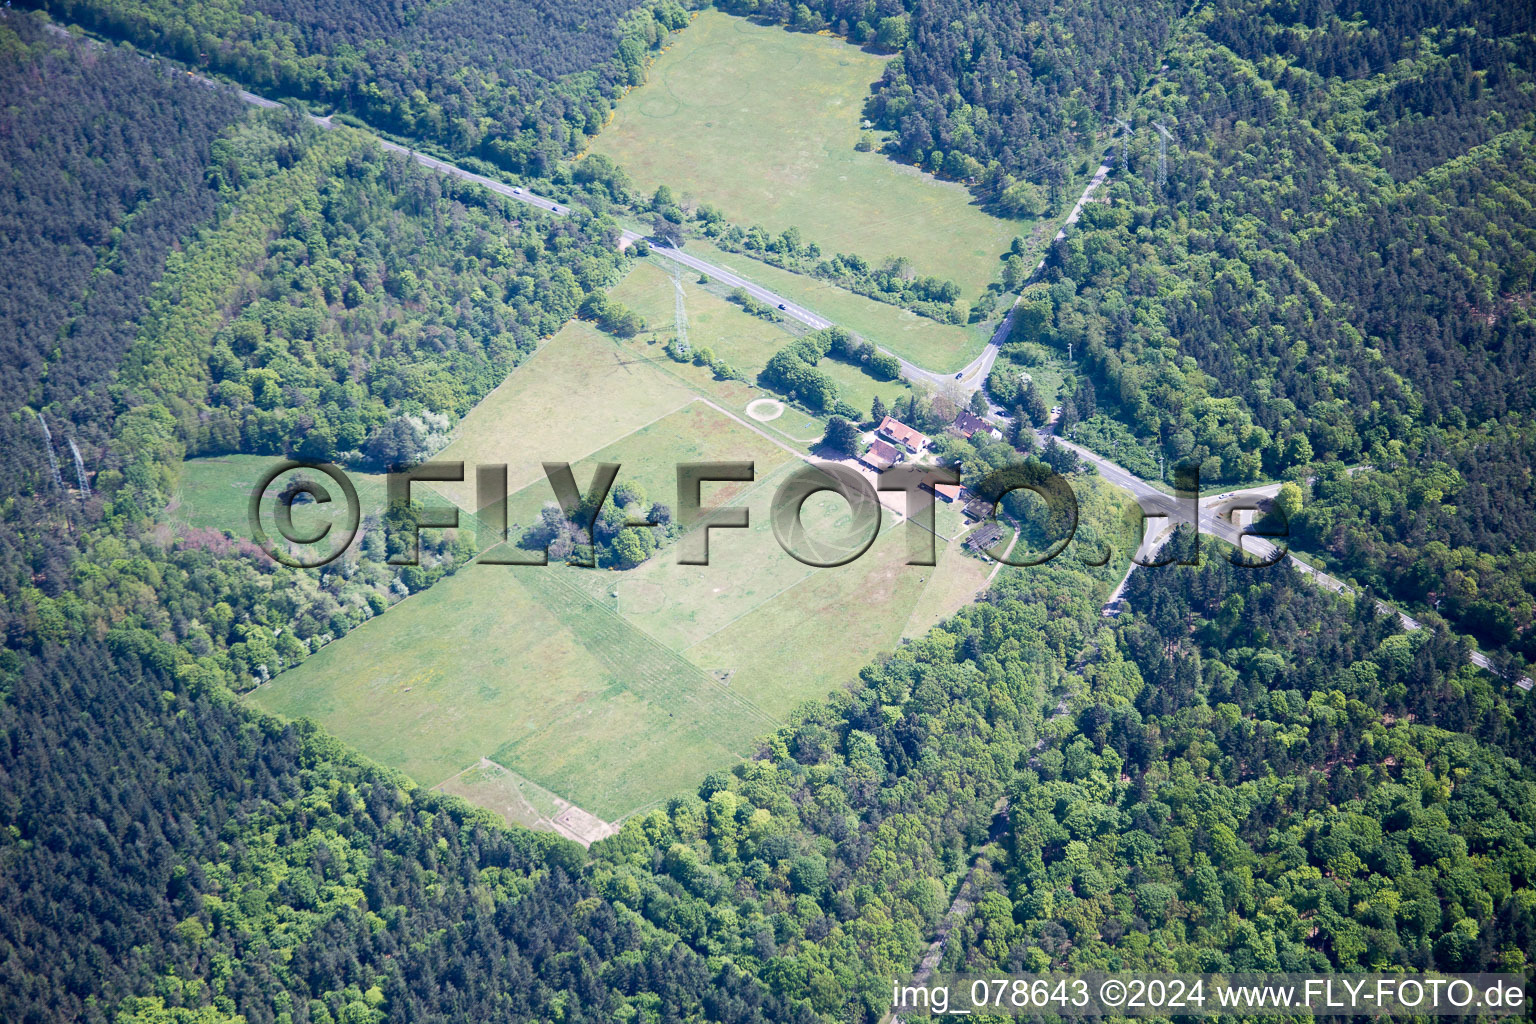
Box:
[746,398,786,422]
[638,95,681,118]
[665,45,753,107]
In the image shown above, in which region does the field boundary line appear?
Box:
[473,757,553,829]
[665,458,821,654]
[691,394,814,463]
[629,342,827,446]
[541,568,782,729]
[624,457,815,653]
[428,381,697,534]
[437,315,580,450]
[680,566,817,655]
[429,761,476,792]
[615,794,673,823]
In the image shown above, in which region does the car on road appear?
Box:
[777,303,786,310]
[954,372,963,379]
[511,187,521,194]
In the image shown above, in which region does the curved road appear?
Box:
[1049,429,1528,689]
[941,156,1117,393]
[198,72,1529,693]
[200,64,1114,390]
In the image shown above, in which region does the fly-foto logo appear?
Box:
[246,458,1289,570]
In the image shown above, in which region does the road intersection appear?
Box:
[204,76,1529,693]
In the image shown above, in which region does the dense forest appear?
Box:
[1294,435,1536,665]
[1,640,811,1024]
[0,15,244,493]
[996,0,1535,448]
[993,0,1536,664]
[22,0,693,174]
[1,15,634,693]
[0,23,794,1022]
[941,533,1536,981]
[116,118,625,472]
[0,37,1137,1020]
[577,535,1536,1020]
[718,0,1178,207]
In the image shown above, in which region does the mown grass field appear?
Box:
[683,525,934,708]
[560,459,867,651]
[245,260,1061,829]
[168,454,389,537]
[250,562,763,819]
[438,760,567,833]
[485,400,796,550]
[615,259,788,378]
[250,466,1113,822]
[613,259,915,432]
[682,239,996,372]
[899,527,997,640]
[433,318,696,496]
[588,11,1030,301]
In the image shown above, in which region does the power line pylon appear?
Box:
[1153,121,1174,191]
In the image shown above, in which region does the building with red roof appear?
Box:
[876,416,929,452]
[860,438,902,472]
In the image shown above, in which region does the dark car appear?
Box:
[777,303,786,310]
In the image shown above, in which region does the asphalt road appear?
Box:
[1051,430,1529,688]
[938,156,1117,392]
[630,239,831,329]
[1050,430,1404,609]
[198,71,1530,693]
[202,65,1120,393]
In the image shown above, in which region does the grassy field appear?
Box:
[684,525,934,708]
[487,400,797,549]
[168,454,389,536]
[682,239,996,372]
[250,398,798,814]
[246,260,1036,830]
[589,10,1030,300]
[251,465,1114,825]
[433,318,697,497]
[1007,351,1076,410]
[614,259,917,429]
[613,259,788,377]
[437,759,569,832]
[899,524,996,640]
[249,561,764,819]
[251,448,996,823]
[252,494,971,822]
[438,759,619,845]
[560,458,865,651]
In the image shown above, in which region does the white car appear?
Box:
[511,187,522,194]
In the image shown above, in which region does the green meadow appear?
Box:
[588,11,1031,301]
[243,260,1092,828]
